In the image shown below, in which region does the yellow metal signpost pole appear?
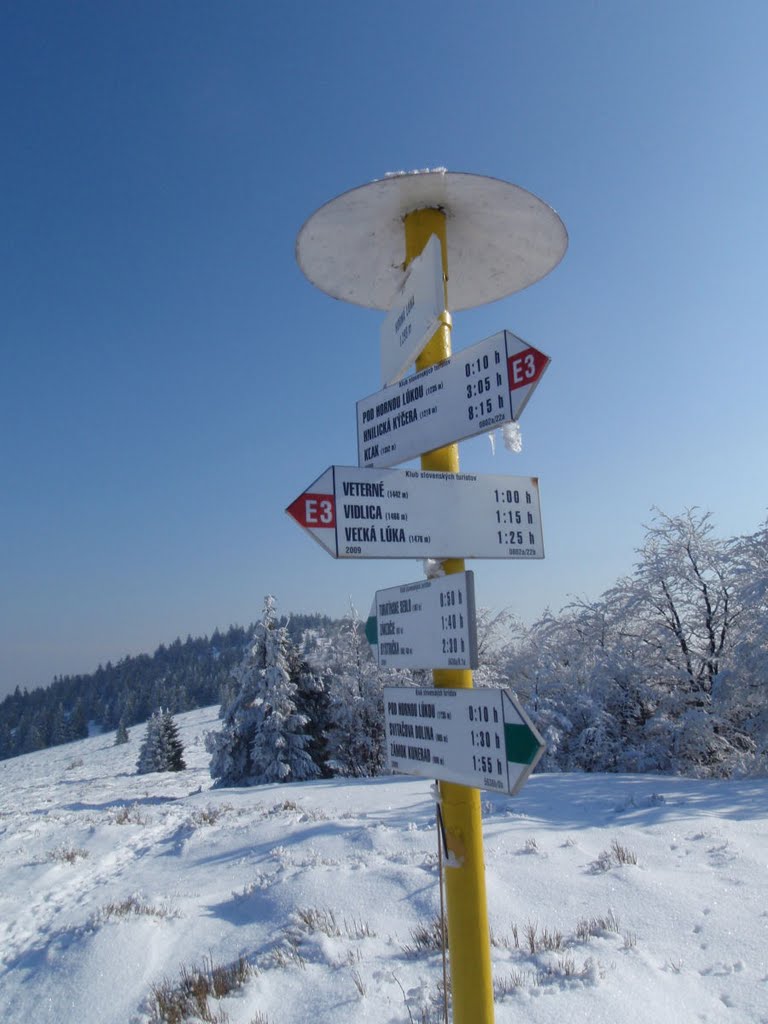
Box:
[295,170,565,1024]
[404,208,495,1024]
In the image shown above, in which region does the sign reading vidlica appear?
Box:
[384,686,546,796]
[286,466,544,560]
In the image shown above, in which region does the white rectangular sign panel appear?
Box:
[359,330,550,468]
[380,233,444,386]
[384,686,546,795]
[366,572,478,670]
[286,466,544,560]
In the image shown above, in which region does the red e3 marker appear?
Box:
[286,492,335,529]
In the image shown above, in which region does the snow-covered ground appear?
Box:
[0,706,766,1023]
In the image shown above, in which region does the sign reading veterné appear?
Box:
[286,466,544,560]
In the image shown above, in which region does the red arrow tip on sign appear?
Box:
[508,346,549,391]
[286,492,336,529]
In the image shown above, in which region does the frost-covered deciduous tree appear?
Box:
[506,599,654,773]
[507,508,765,776]
[473,607,519,689]
[609,509,738,698]
[206,596,320,786]
[716,516,768,772]
[604,508,747,773]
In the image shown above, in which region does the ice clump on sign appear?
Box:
[503,422,523,453]
[488,422,523,455]
[423,558,445,579]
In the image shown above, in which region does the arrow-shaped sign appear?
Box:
[358,330,550,469]
[365,572,478,670]
[384,686,545,795]
[286,466,544,560]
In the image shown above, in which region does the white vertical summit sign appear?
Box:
[380,234,444,386]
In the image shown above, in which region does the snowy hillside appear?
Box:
[0,707,766,1023]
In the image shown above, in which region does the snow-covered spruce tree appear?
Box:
[137,711,163,774]
[114,718,130,745]
[290,632,332,778]
[206,631,266,784]
[136,709,185,773]
[157,710,186,771]
[248,597,320,784]
[323,607,387,777]
[217,676,238,720]
[206,596,320,786]
[49,702,70,746]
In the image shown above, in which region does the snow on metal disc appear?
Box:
[295,170,568,312]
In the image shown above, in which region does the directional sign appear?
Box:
[380,233,444,386]
[359,330,550,468]
[384,686,545,795]
[286,466,544,560]
[365,572,478,670]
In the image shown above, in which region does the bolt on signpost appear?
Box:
[293,171,567,1024]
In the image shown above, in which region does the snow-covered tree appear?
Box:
[0,722,12,760]
[206,596,320,786]
[49,703,70,746]
[716,515,768,772]
[323,607,387,777]
[473,607,519,689]
[206,635,266,783]
[507,508,762,777]
[605,508,746,773]
[290,634,332,778]
[158,710,186,771]
[609,509,739,696]
[248,598,320,784]
[136,709,185,774]
[505,600,647,773]
[114,718,130,745]
[137,711,163,774]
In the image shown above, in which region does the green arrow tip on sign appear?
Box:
[504,722,542,766]
[365,615,378,646]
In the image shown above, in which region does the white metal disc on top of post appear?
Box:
[295,169,568,311]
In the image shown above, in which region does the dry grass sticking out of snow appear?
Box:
[0,706,766,1024]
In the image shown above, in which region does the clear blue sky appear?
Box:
[2,1,767,698]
